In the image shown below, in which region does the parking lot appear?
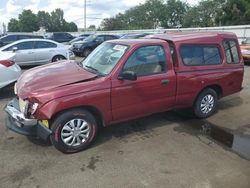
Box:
[0,62,250,188]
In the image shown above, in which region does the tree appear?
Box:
[37,11,52,31]
[217,0,250,25]
[8,18,20,32]
[165,0,188,28]
[183,0,224,27]
[67,22,78,32]
[7,9,78,32]
[88,25,96,30]
[18,10,39,32]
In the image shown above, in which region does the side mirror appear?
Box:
[118,71,137,81]
[12,47,18,52]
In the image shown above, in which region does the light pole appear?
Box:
[84,0,86,32]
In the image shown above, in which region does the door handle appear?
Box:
[28,51,34,54]
[161,79,170,85]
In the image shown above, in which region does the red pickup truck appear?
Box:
[5,32,244,153]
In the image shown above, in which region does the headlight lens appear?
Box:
[19,98,38,117]
[14,83,17,95]
[29,103,39,115]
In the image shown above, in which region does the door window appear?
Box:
[3,41,34,51]
[123,45,167,76]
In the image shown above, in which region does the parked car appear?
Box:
[68,36,89,45]
[78,34,91,38]
[0,52,21,89]
[0,34,43,47]
[47,32,75,43]
[240,38,250,63]
[5,32,244,153]
[72,34,119,57]
[0,39,75,66]
[120,33,150,39]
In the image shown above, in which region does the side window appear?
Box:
[66,33,73,38]
[35,41,57,49]
[1,35,17,43]
[180,45,221,66]
[105,35,116,41]
[18,35,30,40]
[223,40,240,64]
[16,41,34,50]
[96,36,105,42]
[123,45,167,76]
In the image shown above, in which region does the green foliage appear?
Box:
[18,10,39,32]
[8,19,20,32]
[7,9,78,32]
[100,0,250,30]
[217,0,250,25]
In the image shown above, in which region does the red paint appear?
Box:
[16,32,244,126]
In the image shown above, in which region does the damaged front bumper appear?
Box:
[4,98,52,140]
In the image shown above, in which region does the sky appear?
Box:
[0,0,199,31]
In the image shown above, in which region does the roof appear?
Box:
[109,38,166,46]
[0,39,61,50]
[109,31,237,46]
[150,31,237,42]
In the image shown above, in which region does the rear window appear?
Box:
[180,45,221,66]
[223,40,240,64]
[35,41,57,48]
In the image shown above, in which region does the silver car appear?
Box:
[0,39,75,66]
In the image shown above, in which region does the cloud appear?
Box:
[1,0,148,31]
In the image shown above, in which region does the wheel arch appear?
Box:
[50,105,104,128]
[193,84,223,106]
[51,54,67,62]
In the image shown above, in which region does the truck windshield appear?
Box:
[81,42,128,75]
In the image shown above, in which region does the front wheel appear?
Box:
[193,88,218,118]
[50,109,98,153]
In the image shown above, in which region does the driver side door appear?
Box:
[111,44,176,123]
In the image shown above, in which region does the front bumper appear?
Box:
[4,98,52,140]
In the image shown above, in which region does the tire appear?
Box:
[52,55,66,62]
[50,109,98,153]
[83,48,92,57]
[193,88,218,118]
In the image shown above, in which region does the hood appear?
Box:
[17,60,97,99]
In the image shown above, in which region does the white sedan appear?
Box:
[0,52,21,89]
[0,39,75,66]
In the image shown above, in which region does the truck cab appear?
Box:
[5,32,244,153]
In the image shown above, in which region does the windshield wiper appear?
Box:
[84,65,104,76]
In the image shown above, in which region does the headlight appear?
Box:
[29,103,39,115]
[14,83,17,95]
[19,98,38,117]
[69,51,74,56]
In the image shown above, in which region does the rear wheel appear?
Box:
[52,55,66,62]
[193,88,218,118]
[50,109,98,153]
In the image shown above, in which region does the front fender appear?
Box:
[35,89,112,125]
